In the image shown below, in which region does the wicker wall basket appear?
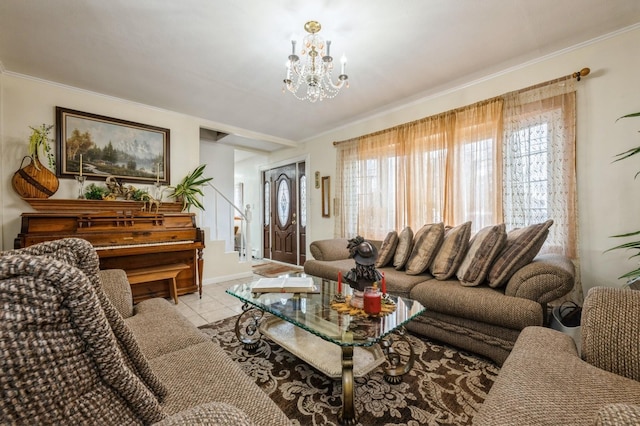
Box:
[12,156,59,199]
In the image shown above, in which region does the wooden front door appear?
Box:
[263,162,306,265]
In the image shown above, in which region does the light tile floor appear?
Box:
[176,275,259,327]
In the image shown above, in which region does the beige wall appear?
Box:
[0,74,202,249]
[268,26,640,295]
[2,26,640,295]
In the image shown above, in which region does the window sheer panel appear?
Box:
[357,131,401,240]
[503,87,577,259]
[449,100,504,231]
[401,117,450,230]
[334,139,359,238]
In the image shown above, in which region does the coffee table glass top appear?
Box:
[226,274,425,347]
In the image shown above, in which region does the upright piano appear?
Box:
[15,211,205,303]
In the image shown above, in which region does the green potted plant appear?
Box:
[607,112,640,284]
[170,164,213,211]
[28,124,56,170]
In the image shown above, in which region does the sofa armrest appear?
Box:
[100,269,134,319]
[309,239,351,261]
[582,287,640,382]
[504,253,575,303]
[595,403,640,425]
[154,402,255,426]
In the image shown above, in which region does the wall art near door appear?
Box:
[55,107,170,184]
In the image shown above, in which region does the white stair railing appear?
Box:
[205,182,252,261]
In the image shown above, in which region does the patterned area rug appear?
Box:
[199,314,499,426]
[252,261,304,278]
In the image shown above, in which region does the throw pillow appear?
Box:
[456,223,507,286]
[393,227,414,270]
[375,230,399,268]
[487,219,554,288]
[405,223,445,275]
[430,221,472,280]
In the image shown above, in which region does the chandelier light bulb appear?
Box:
[282,20,349,103]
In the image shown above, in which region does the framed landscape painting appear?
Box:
[55,107,170,184]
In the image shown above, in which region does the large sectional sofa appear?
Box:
[0,238,290,425]
[303,221,576,365]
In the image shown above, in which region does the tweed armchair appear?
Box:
[0,238,255,425]
[473,286,640,425]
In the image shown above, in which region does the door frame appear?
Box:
[259,155,310,265]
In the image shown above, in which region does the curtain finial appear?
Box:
[572,68,590,81]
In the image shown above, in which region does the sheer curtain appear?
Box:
[334,99,504,239]
[502,78,580,302]
[334,79,579,296]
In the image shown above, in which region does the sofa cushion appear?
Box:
[405,223,445,275]
[430,221,472,280]
[375,231,399,268]
[487,220,553,288]
[393,227,414,270]
[125,298,210,360]
[149,342,291,425]
[457,224,507,286]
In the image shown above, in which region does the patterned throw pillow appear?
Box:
[393,227,414,270]
[405,223,445,275]
[456,223,507,286]
[430,221,472,280]
[375,231,399,268]
[487,219,554,288]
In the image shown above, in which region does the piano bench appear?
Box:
[126,263,191,305]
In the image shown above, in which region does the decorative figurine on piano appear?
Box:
[344,236,383,292]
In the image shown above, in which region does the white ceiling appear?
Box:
[1,1,639,153]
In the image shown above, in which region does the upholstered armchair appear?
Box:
[474,286,640,425]
[0,238,255,425]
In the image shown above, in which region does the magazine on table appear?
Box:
[252,276,318,293]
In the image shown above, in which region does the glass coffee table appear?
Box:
[226,273,425,425]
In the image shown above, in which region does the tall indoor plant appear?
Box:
[170,164,213,211]
[607,112,640,282]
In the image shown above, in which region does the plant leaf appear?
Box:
[615,112,640,122]
[610,230,640,238]
[613,146,640,162]
[605,241,640,252]
[619,269,640,280]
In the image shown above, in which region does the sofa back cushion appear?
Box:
[582,287,640,382]
[405,223,445,275]
[457,224,507,286]
[487,220,553,288]
[430,221,472,280]
[393,227,414,270]
[375,231,399,268]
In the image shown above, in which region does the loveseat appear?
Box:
[0,238,290,425]
[473,286,640,425]
[304,222,576,365]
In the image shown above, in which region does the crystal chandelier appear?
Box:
[283,21,349,103]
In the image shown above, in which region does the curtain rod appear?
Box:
[333,67,590,146]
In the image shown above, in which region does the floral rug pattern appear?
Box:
[199,314,499,426]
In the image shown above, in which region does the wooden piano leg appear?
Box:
[197,248,204,299]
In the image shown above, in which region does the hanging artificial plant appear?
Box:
[28,124,55,170]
